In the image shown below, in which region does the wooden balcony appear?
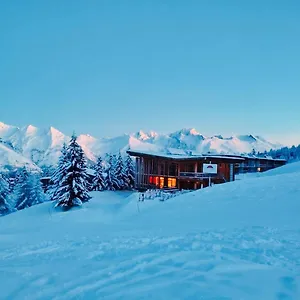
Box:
[179,172,219,179]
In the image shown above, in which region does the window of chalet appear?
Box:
[168,163,178,176]
[181,163,194,173]
[150,176,160,187]
[159,162,165,175]
[159,177,164,188]
[144,160,149,174]
[152,160,158,174]
[167,177,177,188]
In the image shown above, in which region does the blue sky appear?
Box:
[0,0,300,145]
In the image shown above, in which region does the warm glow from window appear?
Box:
[160,177,164,188]
[167,177,176,188]
[149,176,153,184]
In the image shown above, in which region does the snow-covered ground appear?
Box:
[1,164,300,299]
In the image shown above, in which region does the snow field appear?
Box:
[0,163,300,299]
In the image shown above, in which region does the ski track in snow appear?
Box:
[1,228,300,299]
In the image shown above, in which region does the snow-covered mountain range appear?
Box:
[0,121,282,171]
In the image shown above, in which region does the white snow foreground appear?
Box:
[1,167,300,299]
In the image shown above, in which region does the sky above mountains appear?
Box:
[1,1,300,146]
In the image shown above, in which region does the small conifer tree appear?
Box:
[93,156,106,191]
[54,134,91,209]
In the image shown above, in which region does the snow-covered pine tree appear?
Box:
[111,154,122,190]
[55,134,91,209]
[105,154,120,191]
[40,165,56,178]
[49,143,69,200]
[29,174,46,206]
[14,168,43,210]
[114,152,127,190]
[14,167,30,210]
[124,154,135,189]
[0,174,11,215]
[93,156,106,191]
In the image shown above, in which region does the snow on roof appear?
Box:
[239,154,287,161]
[166,148,187,156]
[127,150,245,161]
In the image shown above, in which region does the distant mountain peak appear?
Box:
[24,124,38,134]
[49,126,65,137]
[134,130,157,140]
[171,128,203,138]
[0,121,16,133]
[0,121,10,129]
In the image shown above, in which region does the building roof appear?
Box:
[217,153,287,162]
[127,150,245,162]
[127,149,287,163]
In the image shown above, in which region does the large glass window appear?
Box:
[159,177,164,188]
[167,178,177,188]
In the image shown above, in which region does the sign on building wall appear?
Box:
[203,163,218,174]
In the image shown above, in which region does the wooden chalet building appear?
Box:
[127,150,287,191]
[127,150,244,190]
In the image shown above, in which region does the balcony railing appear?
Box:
[179,172,219,179]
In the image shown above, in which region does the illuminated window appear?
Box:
[167,177,177,188]
[160,177,164,188]
[153,176,159,186]
[149,176,153,184]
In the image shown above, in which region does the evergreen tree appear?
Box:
[29,174,46,206]
[54,134,91,209]
[49,143,69,199]
[14,167,31,210]
[0,174,11,215]
[93,156,106,191]
[114,152,127,190]
[265,143,300,162]
[85,170,95,192]
[13,168,45,210]
[105,154,120,191]
[40,165,56,178]
[124,155,135,189]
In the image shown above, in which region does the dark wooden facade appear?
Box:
[127,151,244,190]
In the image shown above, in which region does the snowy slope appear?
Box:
[0,143,40,172]
[0,121,282,169]
[261,160,300,177]
[236,160,300,181]
[1,164,300,299]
